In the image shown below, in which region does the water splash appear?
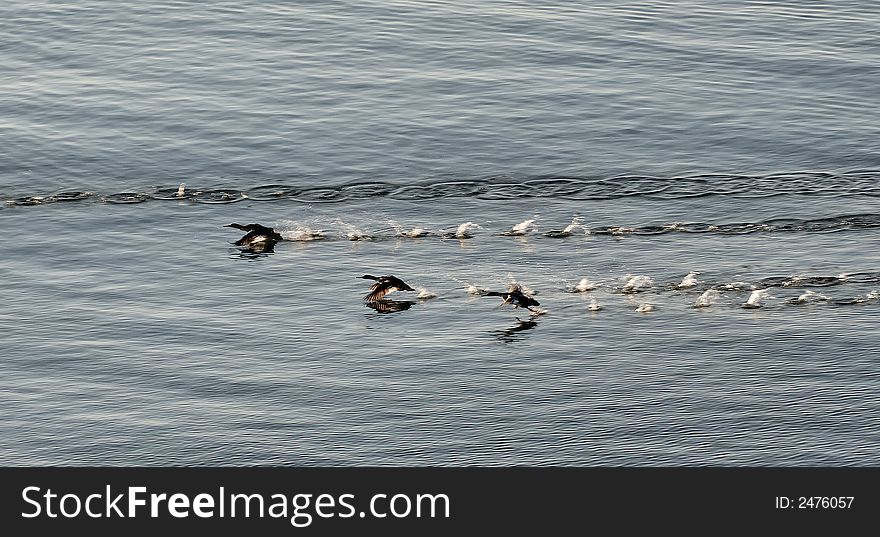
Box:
[678,271,701,288]
[403,227,429,238]
[448,275,488,296]
[416,288,438,300]
[742,289,769,309]
[333,220,374,241]
[545,215,587,237]
[506,274,537,296]
[282,225,325,241]
[389,219,430,238]
[502,219,537,236]
[693,289,720,308]
[791,290,829,304]
[465,284,488,296]
[563,216,586,234]
[574,278,597,292]
[453,222,481,239]
[622,275,654,294]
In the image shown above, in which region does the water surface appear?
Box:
[2,1,879,465]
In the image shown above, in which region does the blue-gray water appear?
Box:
[2,1,879,466]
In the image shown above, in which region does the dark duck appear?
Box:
[484,283,541,312]
[225,223,284,249]
[360,274,416,302]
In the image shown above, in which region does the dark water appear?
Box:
[2,1,879,466]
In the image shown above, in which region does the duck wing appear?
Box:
[364,281,397,302]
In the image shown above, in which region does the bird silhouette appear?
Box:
[360,274,416,302]
[225,223,283,248]
[483,283,541,312]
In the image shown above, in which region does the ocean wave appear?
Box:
[4,170,880,208]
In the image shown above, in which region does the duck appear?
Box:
[484,283,541,312]
[360,274,416,302]
[225,223,284,247]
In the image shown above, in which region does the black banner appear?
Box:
[1,467,875,534]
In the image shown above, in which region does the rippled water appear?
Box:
[2,1,879,466]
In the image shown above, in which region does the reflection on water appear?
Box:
[492,317,539,343]
[230,245,276,260]
[364,299,416,314]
